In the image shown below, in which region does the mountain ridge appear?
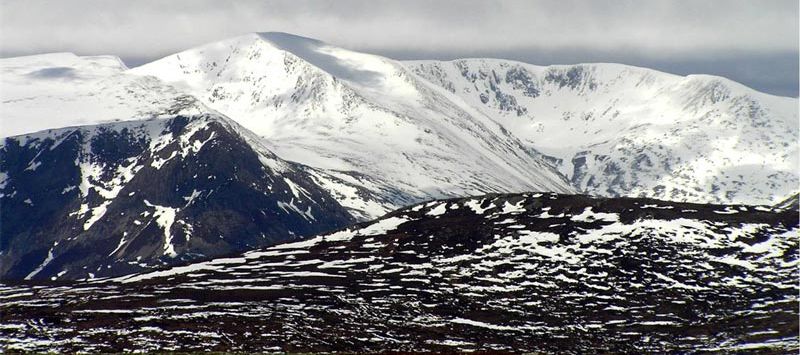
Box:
[127,32,796,205]
[129,32,576,204]
[406,58,797,204]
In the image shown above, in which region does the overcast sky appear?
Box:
[1,0,797,96]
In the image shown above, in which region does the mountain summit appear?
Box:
[131,32,576,207]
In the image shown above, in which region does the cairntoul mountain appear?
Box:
[129,32,576,204]
[1,193,797,352]
[129,32,797,206]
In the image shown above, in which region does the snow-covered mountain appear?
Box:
[407,60,798,205]
[4,33,794,209]
[0,53,205,136]
[0,113,357,280]
[2,193,796,352]
[129,32,575,205]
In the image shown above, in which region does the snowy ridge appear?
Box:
[0,53,206,136]
[406,59,798,205]
[131,32,575,205]
[1,193,796,352]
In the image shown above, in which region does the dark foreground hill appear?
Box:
[1,193,797,353]
[0,113,355,280]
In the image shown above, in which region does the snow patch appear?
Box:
[24,242,57,280]
[426,203,448,217]
[144,200,179,257]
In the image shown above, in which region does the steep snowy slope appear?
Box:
[130,33,575,207]
[0,114,356,280]
[0,53,204,137]
[1,193,796,352]
[407,60,798,205]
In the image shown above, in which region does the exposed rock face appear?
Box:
[1,193,796,352]
[0,114,355,280]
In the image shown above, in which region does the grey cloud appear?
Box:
[1,0,797,96]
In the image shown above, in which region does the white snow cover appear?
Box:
[426,203,448,216]
[407,59,798,205]
[144,200,179,257]
[24,242,57,280]
[2,32,795,206]
[130,32,575,204]
[0,53,204,137]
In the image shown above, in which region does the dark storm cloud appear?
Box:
[1,0,797,96]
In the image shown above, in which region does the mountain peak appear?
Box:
[248,31,395,87]
[129,32,575,208]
